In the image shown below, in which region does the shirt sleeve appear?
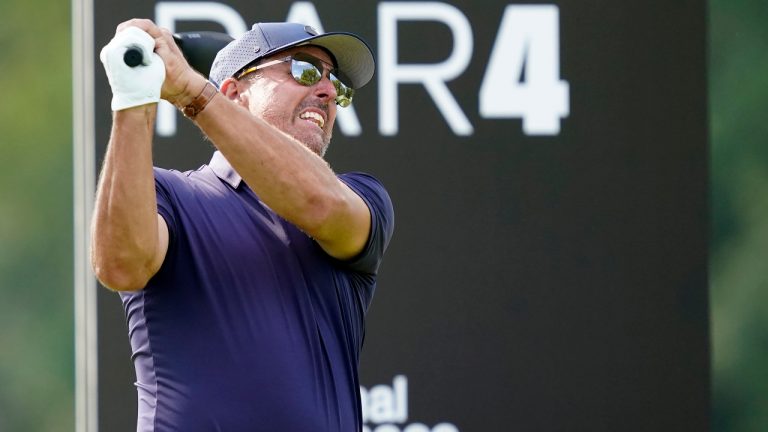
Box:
[153,167,180,244]
[337,172,395,275]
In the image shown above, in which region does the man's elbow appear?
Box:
[308,193,370,260]
[92,260,150,292]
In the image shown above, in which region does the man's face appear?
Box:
[235,46,338,156]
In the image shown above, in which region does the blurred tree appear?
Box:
[0,0,74,430]
[710,0,768,431]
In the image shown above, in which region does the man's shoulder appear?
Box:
[338,172,388,192]
[153,164,219,189]
[153,164,204,179]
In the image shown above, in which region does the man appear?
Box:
[91,19,394,432]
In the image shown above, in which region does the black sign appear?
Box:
[87,1,709,430]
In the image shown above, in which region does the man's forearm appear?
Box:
[91,105,164,290]
[193,93,370,259]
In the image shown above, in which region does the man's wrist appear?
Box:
[171,76,208,108]
[179,82,218,119]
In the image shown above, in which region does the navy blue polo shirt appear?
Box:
[120,151,394,432]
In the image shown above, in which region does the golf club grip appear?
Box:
[122,32,233,78]
[123,47,143,67]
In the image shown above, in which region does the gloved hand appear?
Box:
[100,26,165,111]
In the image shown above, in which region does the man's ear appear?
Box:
[219,77,241,101]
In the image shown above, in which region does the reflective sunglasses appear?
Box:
[236,53,355,107]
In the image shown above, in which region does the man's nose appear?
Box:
[313,74,337,103]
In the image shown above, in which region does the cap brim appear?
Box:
[295,33,375,89]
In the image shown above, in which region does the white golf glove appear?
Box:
[100,26,165,111]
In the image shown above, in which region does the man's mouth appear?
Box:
[299,111,325,129]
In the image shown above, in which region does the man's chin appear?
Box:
[311,140,330,157]
[294,132,331,157]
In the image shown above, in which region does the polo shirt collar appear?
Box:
[209,151,242,189]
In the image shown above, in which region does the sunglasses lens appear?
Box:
[291,56,355,107]
[291,60,322,86]
[331,73,354,107]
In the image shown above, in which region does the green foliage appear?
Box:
[0,0,74,430]
[710,0,768,430]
